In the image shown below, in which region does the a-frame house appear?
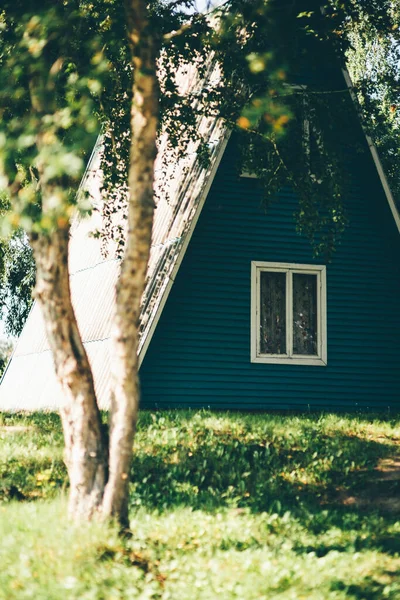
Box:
[1,62,400,412]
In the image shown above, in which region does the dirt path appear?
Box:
[338,456,400,513]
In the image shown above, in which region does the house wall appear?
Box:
[140,139,400,411]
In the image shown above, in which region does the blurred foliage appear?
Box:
[0,187,34,337]
[0,232,35,337]
[1,410,400,598]
[346,7,400,212]
[0,0,111,336]
[0,0,110,235]
[0,338,13,377]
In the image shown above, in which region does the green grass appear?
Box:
[0,410,400,599]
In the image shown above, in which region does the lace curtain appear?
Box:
[260,271,286,354]
[292,273,317,355]
[259,270,318,356]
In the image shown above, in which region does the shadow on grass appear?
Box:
[330,574,400,600]
[131,427,395,508]
[2,411,400,558]
[130,412,400,556]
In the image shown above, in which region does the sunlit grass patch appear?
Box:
[0,500,399,600]
[0,409,400,598]
[130,410,400,513]
[0,499,149,600]
[0,412,65,501]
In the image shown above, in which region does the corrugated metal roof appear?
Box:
[0,340,113,410]
[0,60,229,410]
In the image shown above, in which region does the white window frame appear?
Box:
[251,261,327,366]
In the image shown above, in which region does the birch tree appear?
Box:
[0,0,212,526]
[100,0,160,524]
[1,0,400,528]
[0,2,109,518]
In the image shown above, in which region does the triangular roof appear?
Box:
[0,66,399,410]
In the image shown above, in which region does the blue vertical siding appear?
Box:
[140,140,400,411]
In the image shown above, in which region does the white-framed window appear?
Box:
[251,262,327,366]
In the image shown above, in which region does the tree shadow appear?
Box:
[2,410,400,563]
[330,574,400,600]
[131,411,400,556]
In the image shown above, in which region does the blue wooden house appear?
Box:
[1,65,400,412]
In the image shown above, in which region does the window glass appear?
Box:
[252,262,326,365]
[260,271,286,354]
[292,273,318,355]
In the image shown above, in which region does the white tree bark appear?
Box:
[101,0,159,527]
[28,0,159,528]
[32,225,107,519]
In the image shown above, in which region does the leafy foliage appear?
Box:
[0,232,35,337]
[346,3,400,210]
[0,185,34,338]
[0,1,117,335]
[99,0,400,259]
[0,338,13,377]
[0,1,110,235]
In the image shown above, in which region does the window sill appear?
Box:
[251,355,327,366]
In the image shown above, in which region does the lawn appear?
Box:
[0,410,400,599]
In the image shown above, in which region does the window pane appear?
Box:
[260,271,286,354]
[293,273,318,355]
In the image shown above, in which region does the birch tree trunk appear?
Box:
[101,0,159,526]
[27,0,159,528]
[31,224,107,519]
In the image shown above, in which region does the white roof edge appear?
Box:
[138,128,231,367]
[342,67,400,234]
